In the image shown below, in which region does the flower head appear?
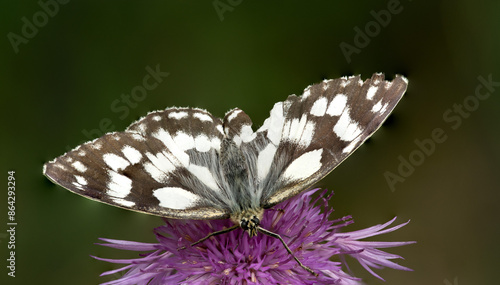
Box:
[94,189,414,284]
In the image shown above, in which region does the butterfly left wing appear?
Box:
[43,108,233,220]
[231,73,408,208]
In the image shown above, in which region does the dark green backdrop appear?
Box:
[1,1,498,284]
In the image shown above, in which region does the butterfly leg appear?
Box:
[258,227,318,276]
[177,224,240,250]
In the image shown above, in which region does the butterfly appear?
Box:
[43,73,408,275]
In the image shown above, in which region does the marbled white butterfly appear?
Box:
[43,73,408,275]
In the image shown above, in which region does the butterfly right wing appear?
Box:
[43,108,232,220]
[227,74,408,208]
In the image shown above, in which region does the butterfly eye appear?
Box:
[240,219,249,230]
[251,216,260,226]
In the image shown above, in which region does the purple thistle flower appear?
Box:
[93,189,414,284]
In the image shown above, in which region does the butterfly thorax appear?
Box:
[230,208,264,237]
[220,137,259,212]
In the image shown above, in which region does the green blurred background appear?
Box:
[1,1,498,284]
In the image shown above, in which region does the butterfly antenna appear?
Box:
[177,225,239,250]
[258,227,318,276]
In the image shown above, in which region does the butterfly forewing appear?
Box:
[44,108,232,220]
[248,73,408,207]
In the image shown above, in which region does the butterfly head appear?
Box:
[231,208,264,237]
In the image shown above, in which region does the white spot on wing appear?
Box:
[292,117,305,140]
[153,129,189,166]
[168,111,188,120]
[54,163,68,171]
[366,86,378,100]
[72,161,87,172]
[300,121,315,147]
[380,102,389,113]
[194,112,213,122]
[310,97,328,116]
[257,144,277,181]
[153,187,199,210]
[283,115,315,147]
[74,175,87,185]
[232,135,242,146]
[342,137,361,154]
[91,142,102,150]
[266,102,285,146]
[322,79,331,90]
[326,94,347,116]
[122,146,142,164]
[371,100,383,113]
[216,124,224,135]
[144,162,168,183]
[302,87,311,99]
[174,132,195,151]
[333,109,363,141]
[240,125,256,143]
[136,123,147,133]
[194,134,211,152]
[107,171,132,198]
[340,79,349,88]
[152,115,162,121]
[72,182,83,190]
[112,198,135,207]
[282,149,323,181]
[211,137,221,151]
[131,133,145,141]
[145,151,176,174]
[227,109,242,122]
[188,164,220,191]
[103,153,130,171]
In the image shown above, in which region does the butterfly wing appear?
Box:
[43,108,232,220]
[236,73,408,208]
[44,74,407,219]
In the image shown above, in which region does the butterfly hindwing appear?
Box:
[44,108,232,220]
